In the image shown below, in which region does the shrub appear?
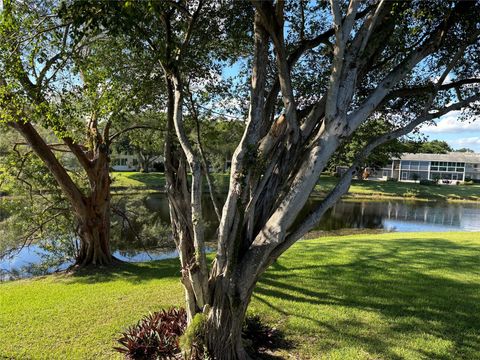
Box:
[419,179,436,186]
[242,315,292,354]
[117,311,292,359]
[386,177,397,182]
[115,307,187,359]
[464,180,474,185]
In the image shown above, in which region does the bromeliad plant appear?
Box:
[115,307,188,360]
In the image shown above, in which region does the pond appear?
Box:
[1,194,479,280]
[141,193,480,233]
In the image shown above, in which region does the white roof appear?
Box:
[398,152,480,163]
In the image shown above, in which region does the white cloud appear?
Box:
[449,137,480,147]
[421,111,480,133]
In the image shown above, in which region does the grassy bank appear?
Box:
[1,232,479,359]
[111,172,480,201]
[314,175,480,201]
[111,172,230,193]
[3,172,478,201]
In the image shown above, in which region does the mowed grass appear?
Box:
[0,260,184,360]
[111,172,480,201]
[250,232,480,359]
[111,171,167,188]
[315,175,480,201]
[1,232,479,359]
[110,172,231,191]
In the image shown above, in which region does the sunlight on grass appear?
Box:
[315,175,480,201]
[1,232,479,359]
[250,232,480,359]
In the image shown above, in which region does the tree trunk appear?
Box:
[75,147,114,267]
[75,197,113,266]
[203,277,251,360]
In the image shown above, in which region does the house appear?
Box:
[372,152,480,182]
[110,150,164,172]
[110,150,138,171]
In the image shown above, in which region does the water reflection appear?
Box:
[129,194,480,235]
[1,194,479,280]
[305,199,480,232]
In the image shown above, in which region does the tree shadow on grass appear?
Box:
[253,236,480,359]
[63,258,181,285]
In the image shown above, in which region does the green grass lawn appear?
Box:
[1,232,479,359]
[315,175,480,201]
[111,172,480,201]
[111,171,168,188]
[111,172,230,192]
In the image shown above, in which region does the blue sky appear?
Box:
[421,112,480,152]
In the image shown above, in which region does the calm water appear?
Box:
[1,195,479,279]
[141,193,480,233]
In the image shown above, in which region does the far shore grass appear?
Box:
[111,172,480,202]
[1,232,479,359]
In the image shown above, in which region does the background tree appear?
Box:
[113,112,166,173]
[0,0,159,266]
[455,147,475,153]
[328,118,406,173]
[402,139,453,154]
[191,119,245,173]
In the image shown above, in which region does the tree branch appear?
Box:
[186,87,222,223]
[109,125,165,143]
[276,92,480,261]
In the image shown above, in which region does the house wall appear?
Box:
[334,154,480,183]
[111,153,138,171]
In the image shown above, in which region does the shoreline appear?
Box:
[108,187,480,203]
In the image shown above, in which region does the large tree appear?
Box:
[49,0,480,358]
[0,0,158,266]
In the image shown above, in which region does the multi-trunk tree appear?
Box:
[72,0,480,358]
[16,0,480,358]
